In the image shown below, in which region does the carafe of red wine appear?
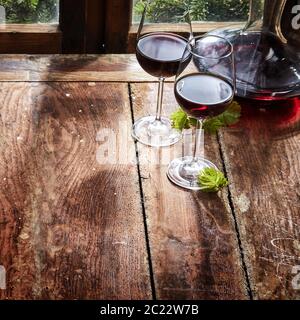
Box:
[211,0,300,100]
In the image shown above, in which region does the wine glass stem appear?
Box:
[192,119,204,162]
[155,77,165,121]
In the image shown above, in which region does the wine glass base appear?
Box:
[167,156,218,190]
[132,116,182,147]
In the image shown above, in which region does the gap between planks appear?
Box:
[128,83,157,300]
[216,131,253,300]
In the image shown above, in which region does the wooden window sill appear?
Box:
[0,24,61,54]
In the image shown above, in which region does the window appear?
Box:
[132,0,249,23]
[0,0,106,54]
[0,0,250,54]
[0,0,60,53]
[0,0,59,24]
[122,0,249,54]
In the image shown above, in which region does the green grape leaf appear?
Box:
[170,108,190,131]
[197,168,229,193]
[203,101,241,134]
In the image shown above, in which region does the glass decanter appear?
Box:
[210,0,300,100]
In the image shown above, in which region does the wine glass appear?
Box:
[167,35,236,190]
[132,0,193,147]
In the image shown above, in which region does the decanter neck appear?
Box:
[244,0,287,42]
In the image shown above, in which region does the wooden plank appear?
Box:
[0,55,154,82]
[0,24,61,54]
[0,82,151,299]
[0,24,60,33]
[219,98,300,299]
[130,83,248,299]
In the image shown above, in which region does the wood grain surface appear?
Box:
[0,25,61,54]
[0,82,151,299]
[0,55,299,300]
[130,83,248,299]
[0,55,154,82]
[219,99,300,299]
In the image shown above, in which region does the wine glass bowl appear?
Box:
[136,32,189,78]
[174,72,233,118]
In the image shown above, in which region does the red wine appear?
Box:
[136,32,188,78]
[175,73,234,118]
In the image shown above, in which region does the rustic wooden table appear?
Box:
[0,55,299,300]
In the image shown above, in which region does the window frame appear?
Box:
[0,0,245,54]
[60,0,106,53]
[104,0,133,53]
[0,23,61,54]
[0,0,107,54]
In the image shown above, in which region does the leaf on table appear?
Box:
[197,168,229,193]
